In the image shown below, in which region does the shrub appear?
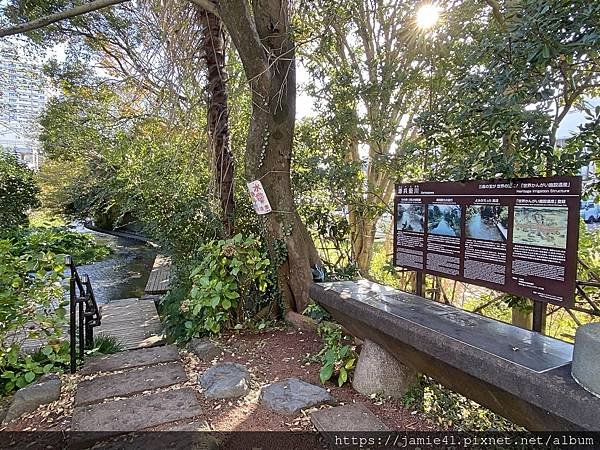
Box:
[11,227,111,265]
[316,322,357,387]
[0,152,40,232]
[0,343,70,393]
[163,233,272,340]
[303,301,331,323]
[403,376,522,431]
[0,239,67,393]
[0,225,109,393]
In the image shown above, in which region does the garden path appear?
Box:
[71,345,208,435]
[95,298,164,350]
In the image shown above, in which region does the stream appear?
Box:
[71,224,156,304]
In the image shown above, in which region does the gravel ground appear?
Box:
[0,325,437,434]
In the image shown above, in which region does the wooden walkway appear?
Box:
[17,255,171,355]
[96,298,164,350]
[144,255,172,295]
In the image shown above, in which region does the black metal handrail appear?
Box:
[65,255,102,373]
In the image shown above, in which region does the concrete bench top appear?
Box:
[311,280,600,431]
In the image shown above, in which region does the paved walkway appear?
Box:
[72,346,208,434]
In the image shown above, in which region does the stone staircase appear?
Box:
[72,346,206,432]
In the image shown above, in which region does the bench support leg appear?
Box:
[352,339,419,398]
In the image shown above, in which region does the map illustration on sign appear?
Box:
[513,206,568,249]
[393,176,581,307]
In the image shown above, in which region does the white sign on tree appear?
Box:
[247,180,272,215]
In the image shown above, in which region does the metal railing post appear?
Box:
[69,277,76,374]
[66,255,102,372]
[78,292,85,359]
[82,274,94,348]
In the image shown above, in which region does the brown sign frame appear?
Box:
[393,176,581,307]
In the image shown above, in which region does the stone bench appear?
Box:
[310,280,600,431]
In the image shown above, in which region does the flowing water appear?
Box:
[72,225,156,304]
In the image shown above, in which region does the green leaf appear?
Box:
[41,345,53,357]
[225,290,239,299]
[542,44,550,59]
[319,364,333,384]
[325,347,338,361]
[222,299,232,310]
[338,367,348,386]
[24,372,35,383]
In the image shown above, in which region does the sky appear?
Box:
[295,63,316,120]
[555,98,600,141]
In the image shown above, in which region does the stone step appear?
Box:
[260,378,333,415]
[75,362,188,406]
[81,345,180,375]
[72,388,203,432]
[310,404,389,432]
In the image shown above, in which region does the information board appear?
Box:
[393,176,581,306]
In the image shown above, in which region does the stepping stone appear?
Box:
[2,374,61,424]
[199,363,250,399]
[311,404,389,432]
[188,338,221,361]
[81,345,179,375]
[72,388,202,432]
[75,362,187,406]
[260,378,333,414]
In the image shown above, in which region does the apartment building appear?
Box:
[0,51,47,170]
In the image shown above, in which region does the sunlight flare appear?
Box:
[416,3,441,30]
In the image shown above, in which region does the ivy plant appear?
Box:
[179,234,271,338]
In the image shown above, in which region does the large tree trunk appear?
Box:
[197,4,235,236]
[349,208,377,274]
[218,0,321,313]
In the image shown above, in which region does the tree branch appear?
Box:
[0,0,131,38]
[187,0,219,17]
[483,0,506,31]
[218,0,268,84]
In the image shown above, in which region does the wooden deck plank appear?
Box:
[95,298,165,350]
[144,255,172,295]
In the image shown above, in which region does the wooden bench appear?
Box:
[310,280,600,431]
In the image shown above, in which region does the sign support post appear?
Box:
[416,271,424,297]
[532,301,547,333]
